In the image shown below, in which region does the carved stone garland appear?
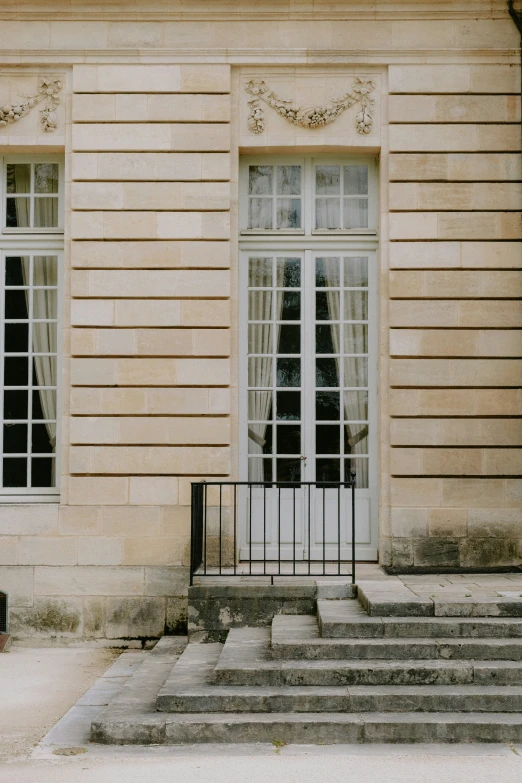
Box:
[245,77,376,135]
[0,77,63,133]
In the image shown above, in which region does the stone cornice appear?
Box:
[0,1,513,22]
[0,49,518,65]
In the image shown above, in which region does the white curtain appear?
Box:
[326,257,368,488]
[248,283,277,482]
[21,258,57,454]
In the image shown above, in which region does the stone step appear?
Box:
[318,600,522,638]
[272,615,522,660]
[215,628,522,686]
[357,585,522,618]
[156,643,522,714]
[94,711,522,745]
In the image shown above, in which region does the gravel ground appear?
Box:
[0,645,118,762]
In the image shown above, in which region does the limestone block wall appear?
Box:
[385,64,522,570]
[1,63,232,641]
[0,2,520,639]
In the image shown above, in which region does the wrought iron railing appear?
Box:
[190,477,356,584]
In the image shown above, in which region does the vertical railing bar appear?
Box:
[278,483,281,576]
[203,482,207,576]
[219,484,222,576]
[308,484,312,576]
[292,485,296,576]
[263,482,266,576]
[249,482,252,576]
[190,482,195,586]
[323,484,326,575]
[351,471,356,585]
[233,484,237,576]
[338,482,341,576]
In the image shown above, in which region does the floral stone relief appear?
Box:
[245,77,376,135]
[0,77,63,133]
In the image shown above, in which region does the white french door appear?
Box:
[240,244,378,562]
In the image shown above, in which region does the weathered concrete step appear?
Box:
[93,711,522,745]
[272,616,522,660]
[318,600,522,638]
[216,629,522,686]
[156,645,522,713]
[358,585,522,618]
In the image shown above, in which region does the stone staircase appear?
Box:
[92,589,522,744]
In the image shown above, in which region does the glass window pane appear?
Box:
[344,198,368,229]
[316,391,340,421]
[276,258,300,288]
[32,358,57,388]
[4,390,28,419]
[249,291,272,321]
[5,256,27,287]
[276,198,301,229]
[316,425,340,454]
[316,324,339,354]
[248,391,272,421]
[33,256,58,287]
[3,424,27,453]
[316,458,340,483]
[316,166,340,195]
[5,289,28,320]
[277,458,301,482]
[277,325,300,354]
[344,357,368,387]
[4,323,29,353]
[248,324,273,354]
[316,198,340,230]
[344,257,368,288]
[248,424,272,455]
[344,290,368,321]
[6,163,31,193]
[3,457,27,487]
[344,391,368,421]
[315,257,340,287]
[32,423,54,452]
[33,291,57,324]
[276,165,301,195]
[4,357,28,386]
[34,197,59,228]
[248,198,272,229]
[344,458,369,488]
[6,198,30,228]
[248,357,272,387]
[249,165,273,195]
[249,458,272,482]
[343,165,368,195]
[316,291,339,321]
[277,425,301,454]
[34,163,59,194]
[31,457,54,487]
[344,424,369,455]
[276,291,300,321]
[316,358,339,388]
[276,391,300,420]
[249,257,272,287]
[276,358,300,387]
[344,324,367,354]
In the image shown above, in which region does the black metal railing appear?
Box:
[190,476,356,585]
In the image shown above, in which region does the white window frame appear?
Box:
[239,155,378,236]
[0,155,64,502]
[1,155,65,235]
[238,154,379,560]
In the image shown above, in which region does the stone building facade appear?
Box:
[0,0,520,641]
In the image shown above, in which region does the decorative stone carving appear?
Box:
[245,77,376,135]
[0,77,63,133]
